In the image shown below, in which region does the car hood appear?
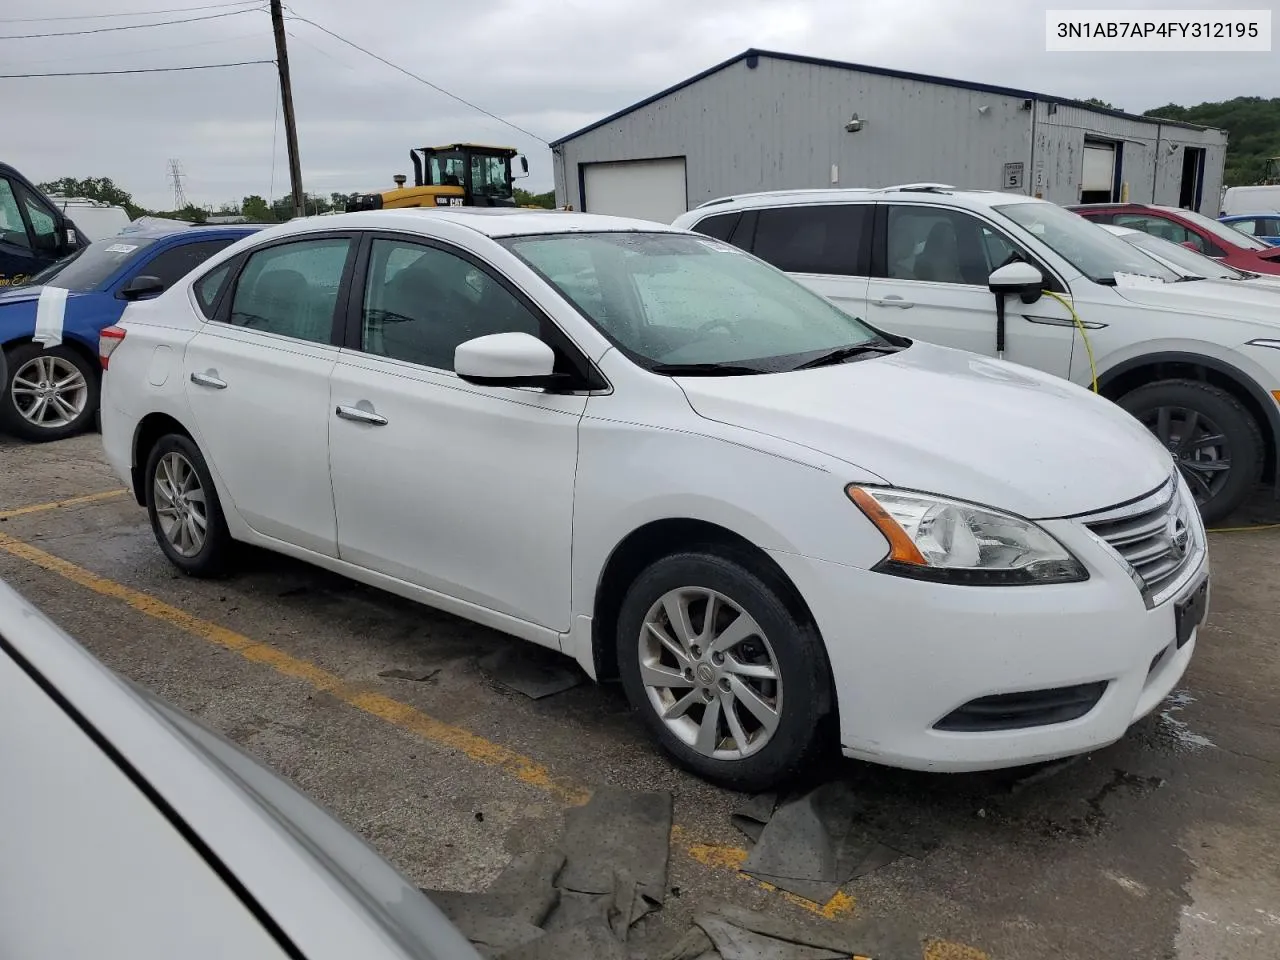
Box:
[1111,277,1280,321]
[677,342,1171,519]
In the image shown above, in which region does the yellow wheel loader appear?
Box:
[345,144,531,211]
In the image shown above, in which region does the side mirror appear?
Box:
[512,155,530,180]
[120,275,165,301]
[455,332,560,388]
[988,261,1044,304]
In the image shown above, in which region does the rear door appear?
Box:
[182,233,356,557]
[731,203,872,319]
[867,202,1075,377]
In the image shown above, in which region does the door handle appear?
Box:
[871,296,914,308]
[335,403,388,426]
[190,371,227,389]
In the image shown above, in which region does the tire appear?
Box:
[616,550,834,792]
[1118,378,1263,525]
[144,433,233,577]
[1,342,99,442]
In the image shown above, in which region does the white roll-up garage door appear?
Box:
[1082,143,1116,192]
[582,158,687,224]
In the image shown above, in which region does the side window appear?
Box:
[134,240,235,291]
[16,184,57,253]
[360,238,542,371]
[750,205,868,275]
[0,179,31,250]
[194,261,233,319]
[691,212,740,243]
[885,206,992,285]
[228,237,351,343]
[1113,214,1202,250]
[1230,219,1258,236]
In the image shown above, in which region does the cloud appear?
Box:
[2,0,1275,209]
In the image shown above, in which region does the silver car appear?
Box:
[0,578,481,960]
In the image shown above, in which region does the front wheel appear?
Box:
[616,551,834,791]
[1118,379,1263,525]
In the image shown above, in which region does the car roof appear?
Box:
[679,185,1045,217]
[114,222,264,241]
[254,208,685,239]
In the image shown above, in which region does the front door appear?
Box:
[867,203,1076,378]
[182,234,355,556]
[328,235,584,632]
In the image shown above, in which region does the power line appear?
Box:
[0,1,259,24]
[0,7,263,40]
[284,10,548,145]
[5,30,265,67]
[0,60,274,78]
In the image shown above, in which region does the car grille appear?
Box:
[1079,474,1199,606]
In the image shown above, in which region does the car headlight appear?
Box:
[845,486,1088,585]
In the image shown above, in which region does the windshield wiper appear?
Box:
[791,341,903,370]
[1173,275,1207,282]
[650,362,769,376]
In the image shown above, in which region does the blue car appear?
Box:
[1219,214,1280,246]
[0,222,259,441]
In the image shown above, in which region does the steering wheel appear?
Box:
[696,318,736,336]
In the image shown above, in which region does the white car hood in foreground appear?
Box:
[678,342,1171,519]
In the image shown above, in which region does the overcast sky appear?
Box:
[3,0,1276,210]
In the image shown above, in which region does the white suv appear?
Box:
[674,186,1280,523]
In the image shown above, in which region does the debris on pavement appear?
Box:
[377,667,441,682]
[477,645,583,699]
[422,784,932,959]
[738,781,939,902]
[422,788,672,958]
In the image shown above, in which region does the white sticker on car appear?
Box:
[33,286,69,348]
[104,243,138,254]
[1114,272,1167,288]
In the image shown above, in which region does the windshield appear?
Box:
[1156,206,1273,252]
[995,202,1179,284]
[470,153,512,201]
[37,237,155,292]
[1117,230,1244,280]
[501,232,882,372]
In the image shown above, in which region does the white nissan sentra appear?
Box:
[99,209,1208,790]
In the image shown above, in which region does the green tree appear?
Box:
[514,188,556,209]
[1083,97,1117,110]
[37,176,145,219]
[1143,96,1280,186]
[241,195,276,222]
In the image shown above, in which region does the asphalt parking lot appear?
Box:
[2,431,1278,960]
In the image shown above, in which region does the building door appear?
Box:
[581,158,687,224]
[1081,140,1119,204]
[1180,147,1206,210]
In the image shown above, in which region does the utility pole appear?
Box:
[270,0,305,218]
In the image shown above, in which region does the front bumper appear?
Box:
[768,494,1208,773]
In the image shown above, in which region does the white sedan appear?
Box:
[100,209,1208,790]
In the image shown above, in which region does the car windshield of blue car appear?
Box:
[38,237,157,292]
[501,231,883,373]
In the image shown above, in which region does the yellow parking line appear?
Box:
[0,525,999,935]
[0,488,128,522]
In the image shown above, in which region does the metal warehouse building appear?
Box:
[551,49,1228,223]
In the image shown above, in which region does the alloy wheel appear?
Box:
[638,587,782,760]
[10,355,88,429]
[1140,405,1231,505]
[153,452,208,557]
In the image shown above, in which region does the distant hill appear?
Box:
[1141,97,1280,186]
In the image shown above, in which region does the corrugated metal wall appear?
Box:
[555,57,1036,214]
[1033,103,1227,213]
[554,54,1228,218]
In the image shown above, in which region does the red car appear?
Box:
[1068,202,1280,276]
